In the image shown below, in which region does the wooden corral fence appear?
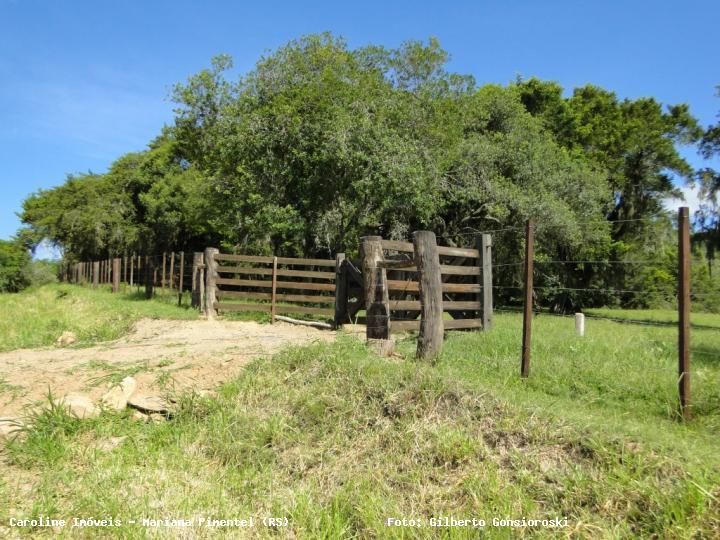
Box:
[360,231,493,358]
[63,233,494,358]
[204,250,342,326]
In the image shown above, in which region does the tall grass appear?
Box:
[0,283,198,352]
[1,290,719,537]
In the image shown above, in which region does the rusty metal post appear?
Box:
[521,219,534,378]
[678,207,691,420]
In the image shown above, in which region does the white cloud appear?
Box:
[663,186,704,216]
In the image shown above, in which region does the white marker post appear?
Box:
[575,313,585,337]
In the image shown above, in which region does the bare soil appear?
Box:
[0,318,335,419]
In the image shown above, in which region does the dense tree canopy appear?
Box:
[0,239,31,293]
[16,34,719,309]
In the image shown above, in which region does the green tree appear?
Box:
[0,239,31,292]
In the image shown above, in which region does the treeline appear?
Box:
[15,34,720,310]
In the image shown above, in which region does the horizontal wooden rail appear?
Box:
[218,290,334,304]
[441,265,481,276]
[216,266,335,280]
[381,264,481,276]
[389,300,482,310]
[390,320,420,332]
[437,246,479,258]
[276,257,335,267]
[215,254,334,267]
[274,305,334,316]
[218,266,335,280]
[387,280,481,293]
[214,302,333,317]
[381,240,479,259]
[215,302,272,313]
[215,254,274,263]
[217,277,335,291]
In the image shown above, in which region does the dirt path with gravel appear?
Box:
[0,318,335,419]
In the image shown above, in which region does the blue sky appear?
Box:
[1,0,718,249]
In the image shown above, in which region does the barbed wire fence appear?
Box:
[60,207,717,420]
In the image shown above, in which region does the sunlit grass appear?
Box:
[1,291,719,537]
[0,283,198,352]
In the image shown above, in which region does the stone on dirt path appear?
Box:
[127,394,171,414]
[56,331,77,347]
[59,393,100,419]
[100,376,137,411]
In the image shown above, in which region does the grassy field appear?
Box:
[0,283,198,352]
[585,307,720,328]
[1,288,719,537]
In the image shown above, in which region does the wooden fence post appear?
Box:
[521,219,534,378]
[334,253,347,329]
[92,261,99,288]
[271,256,278,323]
[178,251,185,305]
[481,234,493,330]
[678,206,691,420]
[161,252,167,289]
[191,252,204,309]
[169,252,175,290]
[130,254,135,287]
[204,247,219,318]
[112,258,120,293]
[360,236,390,340]
[414,231,444,360]
[145,257,154,299]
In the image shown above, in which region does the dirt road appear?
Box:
[0,318,335,419]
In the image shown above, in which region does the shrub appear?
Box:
[0,239,31,292]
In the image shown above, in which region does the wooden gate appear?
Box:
[369,237,492,334]
[211,253,338,323]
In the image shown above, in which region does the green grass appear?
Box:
[585,307,720,328]
[0,283,198,352]
[1,308,719,538]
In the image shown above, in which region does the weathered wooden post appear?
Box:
[161,252,167,289]
[678,206,691,420]
[112,258,120,293]
[360,236,390,342]
[271,256,278,323]
[204,247,219,318]
[191,252,204,309]
[178,251,185,305]
[92,261,100,288]
[169,252,175,291]
[414,231,444,360]
[481,234,493,330]
[521,219,534,378]
[334,253,347,329]
[130,254,135,287]
[145,257,154,299]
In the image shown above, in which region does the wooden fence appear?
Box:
[64,234,493,357]
[206,251,340,323]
